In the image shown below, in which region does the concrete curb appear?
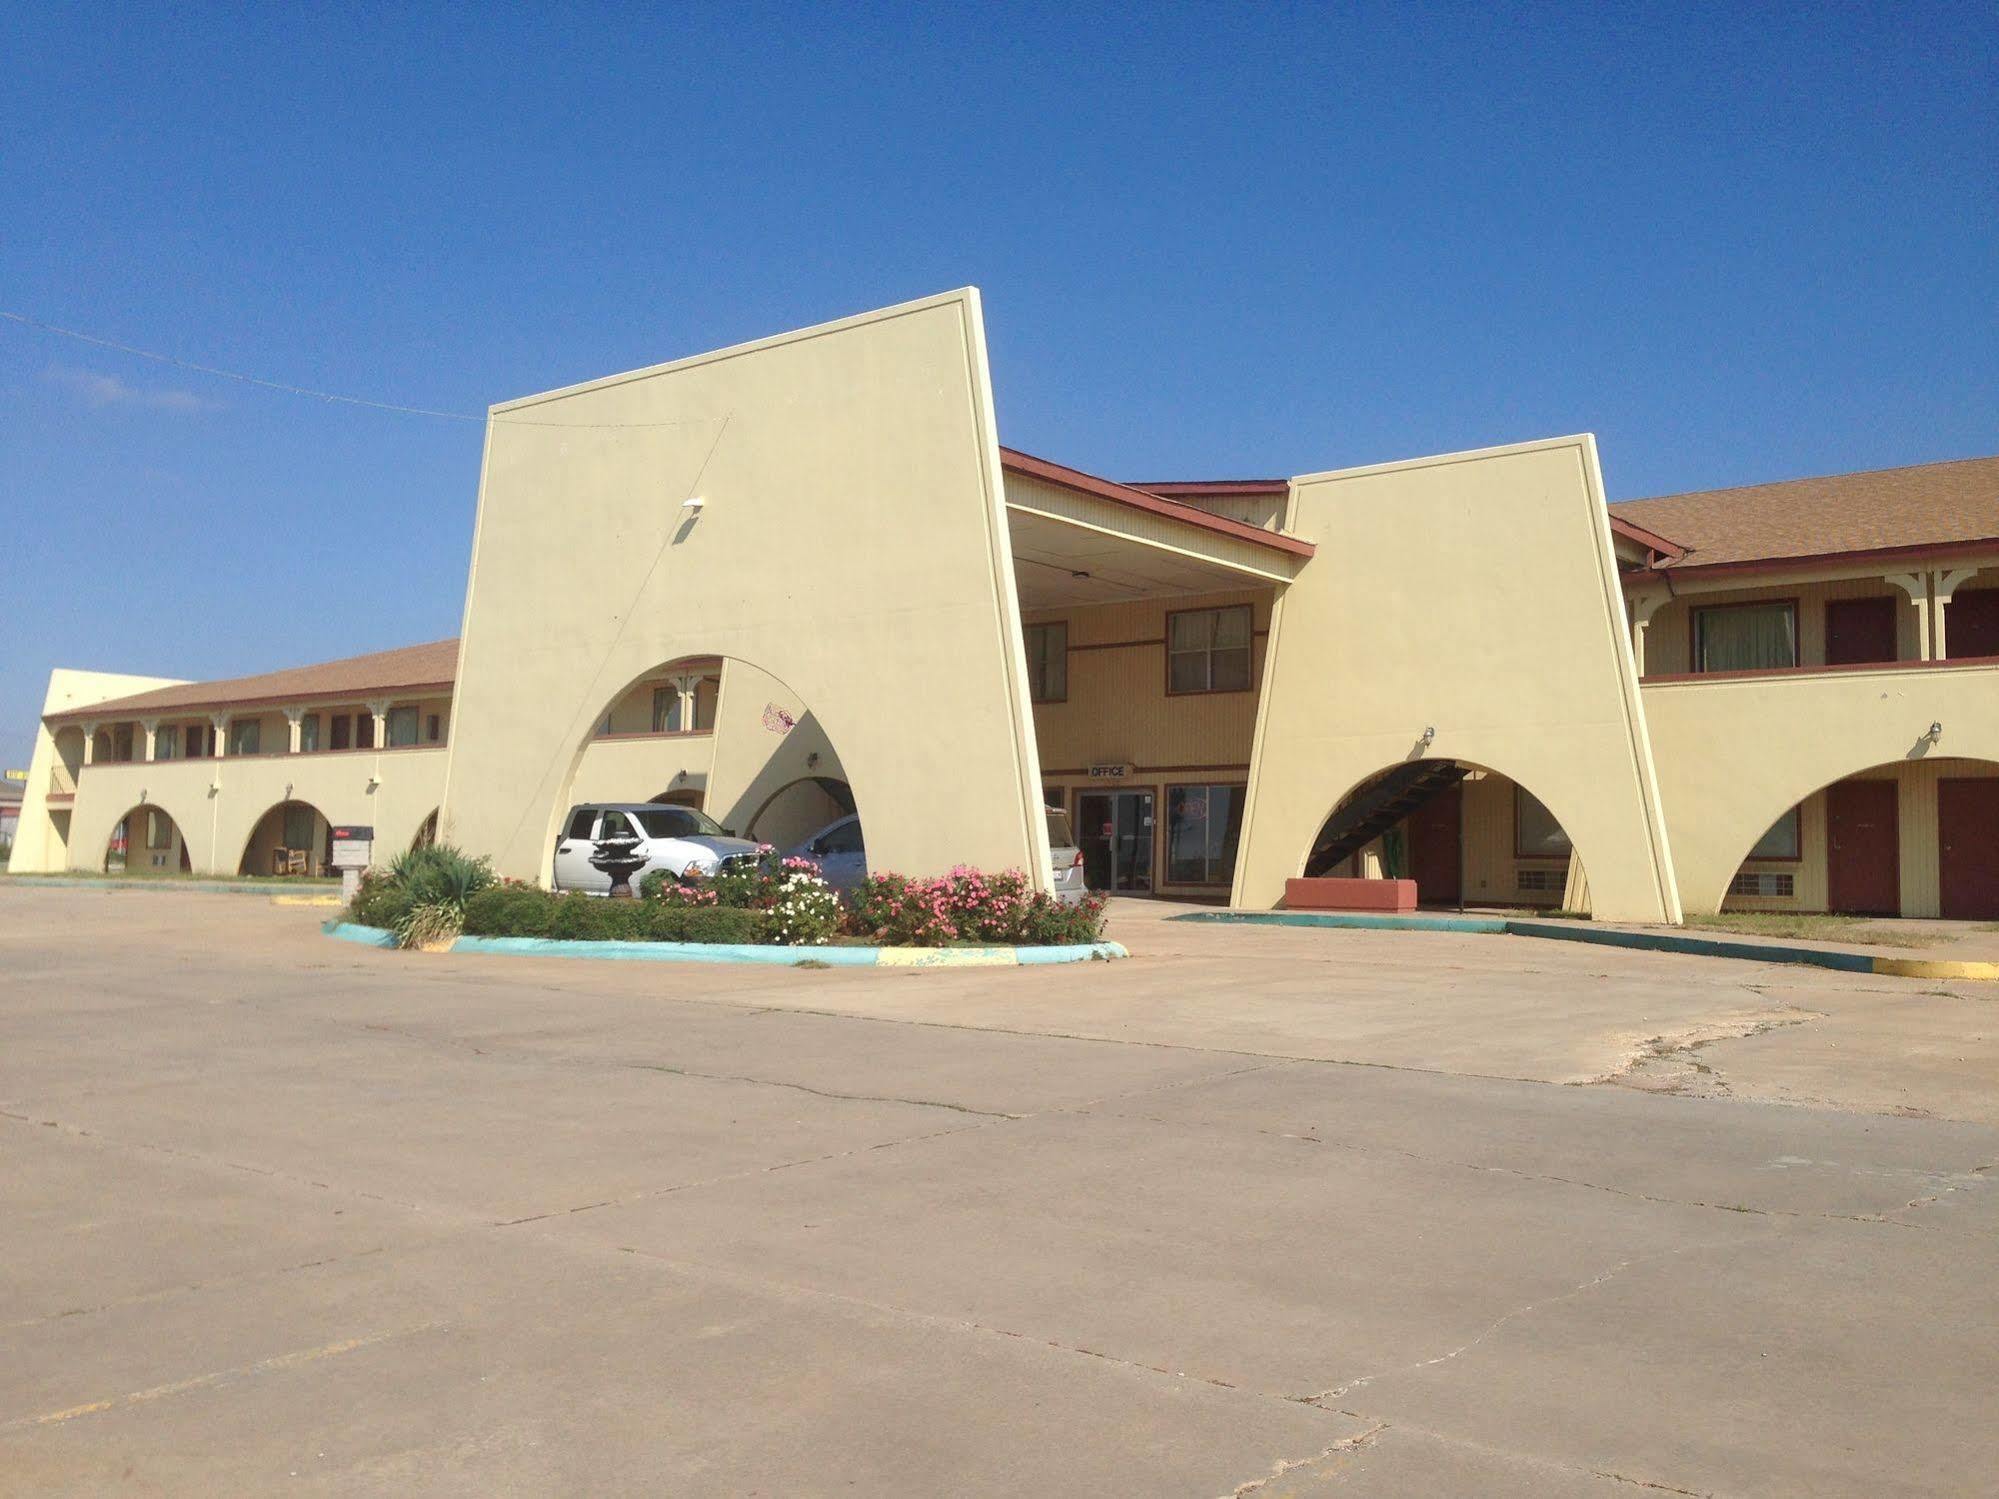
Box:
[323,922,1127,967]
[2,875,341,899]
[1176,910,1999,981]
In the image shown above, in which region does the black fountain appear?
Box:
[588,830,650,899]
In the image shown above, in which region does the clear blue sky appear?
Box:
[3,2,1993,758]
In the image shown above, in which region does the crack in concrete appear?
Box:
[624,1062,1023,1118]
[1298,1231,1777,1405]
[1219,1420,1388,1497]
[1072,1103,1942,1230]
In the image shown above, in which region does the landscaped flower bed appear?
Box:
[343,843,1107,950]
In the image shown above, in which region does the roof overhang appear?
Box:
[1621,534,1999,589]
[1000,450,1313,610]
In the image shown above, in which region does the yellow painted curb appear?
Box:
[875,946,1018,968]
[272,895,343,908]
[1871,956,1999,982]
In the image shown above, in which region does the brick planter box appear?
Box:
[1283,876,1418,913]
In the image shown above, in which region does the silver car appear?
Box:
[790,807,1089,906]
[551,803,759,894]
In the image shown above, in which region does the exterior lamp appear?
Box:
[1928,721,1944,742]
[1420,726,1437,746]
[681,495,705,512]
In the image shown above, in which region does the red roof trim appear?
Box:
[1133,479,1291,498]
[1621,534,1999,587]
[1606,513,1687,561]
[999,449,1315,560]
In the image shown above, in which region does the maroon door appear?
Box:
[1824,597,1898,665]
[1938,779,1999,919]
[1407,782,1462,905]
[1945,588,1999,660]
[1826,780,1900,915]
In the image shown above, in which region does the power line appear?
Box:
[2,307,733,431]
[1,308,483,421]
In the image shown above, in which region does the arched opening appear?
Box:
[551,652,858,887]
[744,775,856,851]
[1720,756,1999,920]
[240,800,333,877]
[411,809,439,850]
[1304,759,1579,911]
[105,804,191,875]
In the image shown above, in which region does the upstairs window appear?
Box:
[299,714,320,753]
[387,706,419,748]
[330,714,352,751]
[1024,623,1068,703]
[229,719,261,756]
[1694,601,1797,673]
[1168,606,1253,694]
[155,725,180,761]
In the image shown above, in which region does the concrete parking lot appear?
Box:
[2,886,1995,1496]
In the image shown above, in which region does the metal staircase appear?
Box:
[1303,761,1470,877]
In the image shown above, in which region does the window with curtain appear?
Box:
[1167,606,1252,694]
[386,707,419,747]
[229,719,261,756]
[1514,787,1573,858]
[1747,807,1800,859]
[155,725,179,760]
[1166,784,1246,885]
[1024,623,1068,703]
[1695,602,1797,672]
[299,713,320,753]
[651,686,684,734]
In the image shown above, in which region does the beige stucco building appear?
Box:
[12,291,1999,922]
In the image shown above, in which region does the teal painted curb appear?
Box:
[1500,919,1879,973]
[3,875,338,897]
[1173,910,1947,978]
[324,920,398,949]
[322,921,1126,967]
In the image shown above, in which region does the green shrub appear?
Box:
[459,886,767,944]
[348,869,416,931]
[847,868,1107,947]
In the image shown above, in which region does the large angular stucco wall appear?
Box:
[1231,436,1681,923]
[440,290,1051,885]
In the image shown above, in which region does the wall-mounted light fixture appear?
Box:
[1420,725,1437,746]
[1928,721,1944,742]
[681,495,706,512]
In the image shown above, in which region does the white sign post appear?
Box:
[330,825,374,905]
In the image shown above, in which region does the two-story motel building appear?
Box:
[11,291,1999,922]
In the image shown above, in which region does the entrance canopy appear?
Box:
[1001,449,1313,609]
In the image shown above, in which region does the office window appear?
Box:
[1747,807,1800,860]
[1166,784,1246,885]
[1695,601,1796,672]
[1167,606,1253,694]
[1514,787,1573,858]
[651,686,684,734]
[229,719,261,756]
[1024,623,1068,703]
[387,706,419,748]
[299,713,320,753]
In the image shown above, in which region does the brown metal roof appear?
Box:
[47,638,460,723]
[1611,454,1999,573]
